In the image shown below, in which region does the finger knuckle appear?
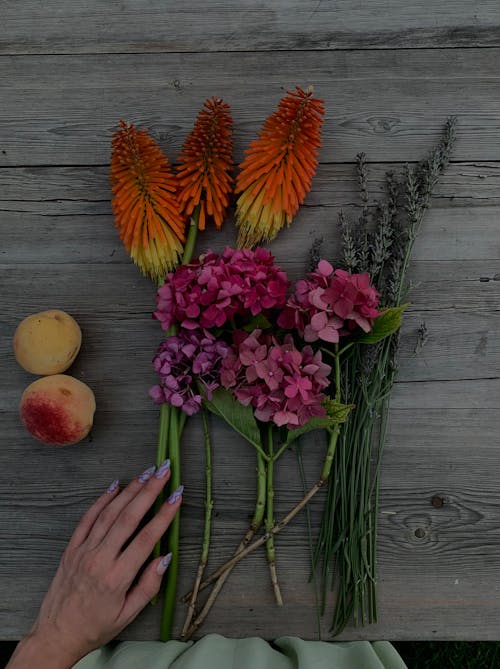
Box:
[139,580,159,601]
[136,526,156,548]
[102,569,120,592]
[97,506,115,527]
[120,509,139,529]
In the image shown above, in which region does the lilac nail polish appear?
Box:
[154,459,171,479]
[167,485,184,504]
[157,553,172,575]
[138,465,156,483]
[106,479,119,494]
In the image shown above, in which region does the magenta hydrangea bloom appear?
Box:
[150,329,230,415]
[153,247,289,331]
[221,329,331,429]
[278,259,381,343]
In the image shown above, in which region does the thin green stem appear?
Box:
[255,450,267,530]
[272,441,290,463]
[266,424,283,605]
[181,408,213,638]
[251,442,271,463]
[182,208,200,264]
[200,408,213,566]
[160,407,181,641]
[296,441,322,639]
[181,449,267,639]
[334,343,341,402]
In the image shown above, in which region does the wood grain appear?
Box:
[2,49,500,165]
[2,163,500,264]
[2,1,499,55]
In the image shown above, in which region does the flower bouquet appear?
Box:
[109,86,456,640]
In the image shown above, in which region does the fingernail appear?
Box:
[167,485,184,504]
[157,553,172,575]
[106,479,119,494]
[154,459,171,479]
[138,466,156,483]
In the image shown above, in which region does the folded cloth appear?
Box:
[74,634,407,669]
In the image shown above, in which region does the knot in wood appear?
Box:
[431,495,445,508]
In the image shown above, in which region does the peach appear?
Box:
[13,309,82,375]
[20,375,96,446]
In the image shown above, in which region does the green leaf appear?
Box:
[285,403,354,447]
[241,313,272,332]
[357,303,410,344]
[201,387,262,449]
[284,417,336,447]
[323,399,355,424]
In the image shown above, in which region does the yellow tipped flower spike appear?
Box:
[235,86,325,248]
[110,121,186,282]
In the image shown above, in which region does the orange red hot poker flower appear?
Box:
[235,86,325,249]
[177,97,233,231]
[110,121,186,282]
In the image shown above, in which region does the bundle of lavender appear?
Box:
[312,117,458,634]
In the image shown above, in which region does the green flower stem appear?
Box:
[160,406,181,641]
[266,424,283,606]
[181,407,213,638]
[184,351,343,608]
[272,441,290,463]
[153,403,172,560]
[182,208,200,264]
[154,213,199,634]
[188,428,341,594]
[182,449,267,640]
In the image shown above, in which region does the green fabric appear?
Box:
[74,635,408,669]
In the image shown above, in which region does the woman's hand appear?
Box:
[7,460,182,669]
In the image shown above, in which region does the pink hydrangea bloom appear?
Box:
[278,259,380,342]
[150,329,230,415]
[221,329,331,429]
[153,247,289,331]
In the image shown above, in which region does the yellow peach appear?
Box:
[13,309,82,375]
[20,375,96,446]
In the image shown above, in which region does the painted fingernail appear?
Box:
[157,553,172,575]
[138,466,156,483]
[167,485,184,504]
[154,459,171,479]
[106,479,119,494]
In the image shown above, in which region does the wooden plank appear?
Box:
[1,408,499,640]
[1,261,497,324]
[2,163,500,264]
[1,49,500,165]
[2,0,500,55]
[3,163,500,207]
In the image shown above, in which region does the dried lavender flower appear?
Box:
[339,210,360,272]
[308,236,324,271]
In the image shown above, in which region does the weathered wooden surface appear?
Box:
[2,49,500,165]
[2,1,500,53]
[1,0,500,643]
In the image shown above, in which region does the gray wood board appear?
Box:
[2,163,500,264]
[2,1,500,54]
[2,49,500,165]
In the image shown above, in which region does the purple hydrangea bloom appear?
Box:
[150,329,230,415]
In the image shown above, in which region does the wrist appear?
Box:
[7,629,82,669]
